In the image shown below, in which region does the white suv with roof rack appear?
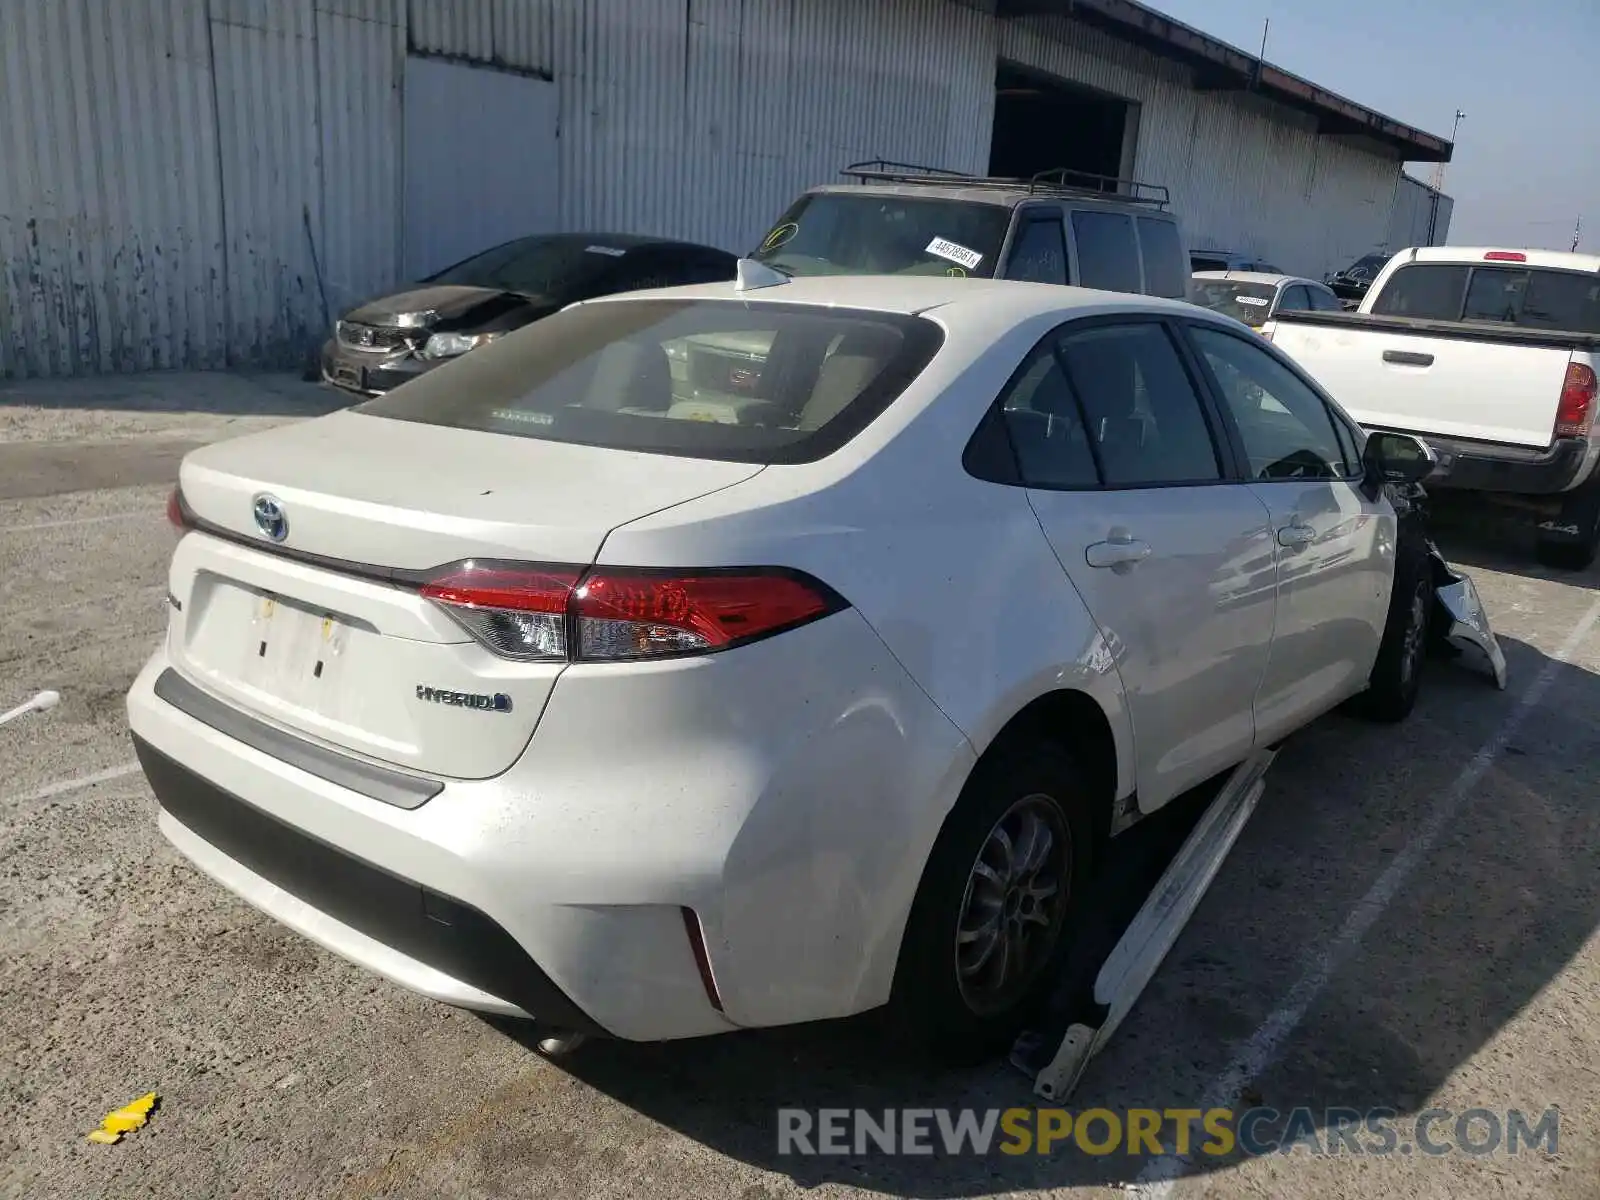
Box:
[749,160,1190,300]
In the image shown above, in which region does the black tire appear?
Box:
[890,740,1095,1060]
[1353,536,1431,723]
[1535,481,1600,572]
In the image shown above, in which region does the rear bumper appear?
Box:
[1386,429,1592,495]
[134,733,601,1031]
[127,608,973,1040]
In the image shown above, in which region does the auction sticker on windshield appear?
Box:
[926,238,984,270]
[1236,295,1270,307]
[585,245,627,257]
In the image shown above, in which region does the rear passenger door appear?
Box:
[1001,318,1279,809]
[1182,322,1392,742]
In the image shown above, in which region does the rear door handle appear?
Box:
[1277,522,1316,548]
[1086,537,1152,569]
[1382,349,1434,367]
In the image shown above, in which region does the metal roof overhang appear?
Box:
[970,0,1452,162]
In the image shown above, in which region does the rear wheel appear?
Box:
[891,741,1094,1059]
[1535,480,1600,572]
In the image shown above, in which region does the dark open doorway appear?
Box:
[989,61,1134,184]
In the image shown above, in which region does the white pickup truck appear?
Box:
[1262,247,1600,568]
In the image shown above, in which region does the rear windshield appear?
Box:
[1374,263,1600,333]
[751,193,1010,279]
[1188,279,1278,324]
[355,299,945,464]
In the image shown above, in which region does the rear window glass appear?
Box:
[750,193,1010,278]
[355,299,944,465]
[1071,211,1141,293]
[1462,267,1600,334]
[1136,218,1187,298]
[1188,279,1278,325]
[1370,264,1469,319]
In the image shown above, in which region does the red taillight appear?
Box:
[1555,362,1598,439]
[573,569,840,660]
[421,564,582,661]
[1484,250,1527,262]
[166,486,191,530]
[419,562,843,662]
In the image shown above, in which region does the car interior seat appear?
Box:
[796,329,897,431]
[587,340,673,414]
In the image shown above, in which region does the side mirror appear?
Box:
[1363,431,1437,487]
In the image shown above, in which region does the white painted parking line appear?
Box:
[3,761,140,807]
[1131,595,1600,1199]
[3,511,159,534]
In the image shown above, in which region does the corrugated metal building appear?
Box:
[1385,172,1455,256]
[0,0,1450,379]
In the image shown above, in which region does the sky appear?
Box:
[1141,0,1598,252]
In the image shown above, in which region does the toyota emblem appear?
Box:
[252,493,288,542]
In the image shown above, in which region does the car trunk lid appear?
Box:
[168,411,762,780]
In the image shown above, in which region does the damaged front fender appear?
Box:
[1427,542,1508,690]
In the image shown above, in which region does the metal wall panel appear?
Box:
[1386,174,1452,252]
[210,0,324,366]
[401,56,559,278]
[316,6,405,316]
[999,15,1403,281]
[0,0,227,376]
[3,0,1417,378]
[405,0,552,69]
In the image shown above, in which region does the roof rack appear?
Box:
[839,160,1170,209]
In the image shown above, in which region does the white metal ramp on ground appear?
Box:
[1011,748,1276,1101]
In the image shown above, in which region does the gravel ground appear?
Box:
[2,372,1597,1199]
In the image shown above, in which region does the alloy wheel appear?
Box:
[954,793,1072,1016]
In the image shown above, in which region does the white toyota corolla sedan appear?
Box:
[127,270,1437,1053]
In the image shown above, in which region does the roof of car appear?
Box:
[799,182,1174,217]
[583,272,1205,322]
[512,232,735,255]
[1191,271,1322,288]
[1400,246,1600,273]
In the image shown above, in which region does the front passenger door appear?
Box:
[1007,320,1279,809]
[1184,324,1392,744]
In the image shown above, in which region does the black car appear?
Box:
[1325,252,1392,305]
[319,233,739,397]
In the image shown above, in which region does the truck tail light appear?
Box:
[1483,250,1528,262]
[1555,363,1597,439]
[420,562,846,662]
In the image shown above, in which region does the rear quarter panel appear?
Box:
[596,313,1137,803]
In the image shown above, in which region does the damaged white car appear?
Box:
[128,268,1501,1056]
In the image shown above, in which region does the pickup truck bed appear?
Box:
[1260,246,1600,568]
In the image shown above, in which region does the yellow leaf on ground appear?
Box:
[87,1093,159,1144]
